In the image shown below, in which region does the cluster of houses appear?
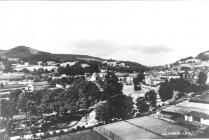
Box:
[102,60,127,67]
[5,59,92,72]
[95,90,209,139]
[155,90,209,133]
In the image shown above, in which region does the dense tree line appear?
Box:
[102,63,147,73]
[159,71,209,102]
[0,89,22,118]
[95,72,134,122]
[57,61,100,76]
[197,71,208,85]
[197,51,209,61]
[0,78,101,119]
[133,73,145,91]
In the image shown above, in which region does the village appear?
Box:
[1,53,209,140]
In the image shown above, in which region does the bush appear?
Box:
[44,132,51,138]
[59,130,65,135]
[52,131,57,136]
[81,126,86,130]
[76,126,81,131]
[98,122,104,126]
[71,128,76,132]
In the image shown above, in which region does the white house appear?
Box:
[47,61,55,66]
[107,61,117,66]
[37,61,42,65]
[60,62,77,67]
[185,111,209,125]
[81,63,90,68]
[89,73,97,82]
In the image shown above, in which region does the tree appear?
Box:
[0,83,4,89]
[0,89,22,119]
[145,90,157,108]
[197,71,208,85]
[75,81,101,110]
[18,90,44,116]
[41,88,64,115]
[58,77,68,87]
[170,78,192,92]
[159,82,174,102]
[37,68,45,75]
[3,61,12,73]
[103,72,123,99]
[0,99,10,118]
[136,97,149,114]
[65,64,71,75]
[109,94,134,119]
[95,101,111,123]
[40,79,100,115]
[21,68,30,74]
[70,63,83,75]
[133,73,145,91]
[57,66,65,75]
[61,88,78,113]
[88,61,100,73]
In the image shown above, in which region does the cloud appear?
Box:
[66,39,174,66]
[129,45,172,54]
[70,40,118,58]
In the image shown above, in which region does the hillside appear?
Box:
[55,54,105,62]
[0,46,146,72]
[196,50,209,61]
[0,50,6,53]
[0,46,105,63]
[0,46,40,58]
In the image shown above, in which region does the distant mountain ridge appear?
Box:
[175,50,209,63]
[1,46,39,58]
[0,50,6,53]
[0,46,106,63]
[196,50,209,61]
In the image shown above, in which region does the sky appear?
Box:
[0,1,209,66]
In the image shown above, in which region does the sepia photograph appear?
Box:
[1,1,209,140]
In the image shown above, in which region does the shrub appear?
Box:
[76,126,81,131]
[71,128,76,132]
[44,132,51,138]
[59,130,64,134]
[81,126,86,130]
[52,131,57,136]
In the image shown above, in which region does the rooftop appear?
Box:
[95,116,189,139]
[162,100,209,118]
[190,92,209,104]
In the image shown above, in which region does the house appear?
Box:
[98,72,106,79]
[37,61,42,65]
[32,81,49,90]
[161,92,209,126]
[107,61,117,66]
[8,58,19,62]
[89,73,97,82]
[0,73,25,81]
[0,62,4,70]
[84,73,92,80]
[47,61,55,66]
[125,76,133,85]
[80,63,90,68]
[103,60,117,66]
[95,116,190,139]
[24,62,30,66]
[60,62,77,67]
[185,111,209,125]
[161,71,180,80]
[120,62,126,67]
